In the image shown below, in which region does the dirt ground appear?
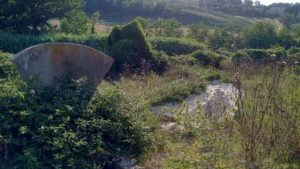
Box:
[48,19,112,34]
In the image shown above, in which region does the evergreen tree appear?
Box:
[0,0,84,34]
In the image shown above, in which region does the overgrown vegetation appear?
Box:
[1,1,300,168]
[107,20,168,73]
[0,52,159,168]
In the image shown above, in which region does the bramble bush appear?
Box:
[0,52,157,168]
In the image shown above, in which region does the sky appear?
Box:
[260,0,300,5]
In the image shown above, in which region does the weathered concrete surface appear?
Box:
[12,43,114,86]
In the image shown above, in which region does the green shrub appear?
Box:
[244,49,271,60]
[232,51,252,63]
[0,31,107,53]
[191,50,223,68]
[0,52,18,79]
[240,21,279,48]
[171,55,199,65]
[205,73,222,81]
[268,46,287,60]
[107,20,168,73]
[60,10,90,35]
[207,29,233,50]
[149,37,205,56]
[0,54,157,168]
[288,46,300,55]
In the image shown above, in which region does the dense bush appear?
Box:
[287,47,300,61]
[0,31,107,53]
[191,50,223,68]
[268,46,287,60]
[207,29,233,50]
[233,48,288,63]
[288,46,300,55]
[149,37,205,56]
[232,51,252,63]
[244,49,271,60]
[107,20,168,73]
[240,21,279,48]
[0,52,157,168]
[60,10,90,35]
[0,52,18,79]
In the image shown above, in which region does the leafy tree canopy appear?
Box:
[241,21,278,48]
[60,10,90,35]
[0,0,84,34]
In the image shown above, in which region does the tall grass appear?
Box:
[233,63,300,168]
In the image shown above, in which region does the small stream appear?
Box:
[151,82,238,118]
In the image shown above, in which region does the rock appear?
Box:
[12,43,114,87]
[151,83,238,117]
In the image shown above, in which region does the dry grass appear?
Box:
[48,19,112,34]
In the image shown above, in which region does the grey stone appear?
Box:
[12,43,114,87]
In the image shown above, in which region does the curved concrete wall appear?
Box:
[12,43,114,87]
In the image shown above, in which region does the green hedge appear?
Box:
[0,31,108,53]
[149,37,205,56]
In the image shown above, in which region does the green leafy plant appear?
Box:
[60,10,90,35]
[107,20,168,73]
[191,50,223,68]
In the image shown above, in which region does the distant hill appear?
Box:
[85,0,261,30]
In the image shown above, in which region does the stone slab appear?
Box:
[12,43,114,87]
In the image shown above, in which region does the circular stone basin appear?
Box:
[12,43,114,87]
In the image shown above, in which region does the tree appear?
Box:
[244,0,253,6]
[60,10,90,35]
[0,0,84,34]
[189,24,209,42]
[280,13,297,27]
[285,3,300,17]
[91,12,100,34]
[291,24,300,44]
[208,29,233,50]
[241,21,278,48]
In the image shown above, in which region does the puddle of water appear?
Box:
[151,83,238,117]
